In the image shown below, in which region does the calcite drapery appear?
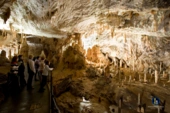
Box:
[19,37,29,61]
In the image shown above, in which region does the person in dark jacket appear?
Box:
[18,55,26,88]
[10,56,20,93]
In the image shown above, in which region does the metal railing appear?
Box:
[48,71,60,113]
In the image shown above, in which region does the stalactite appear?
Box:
[8,49,12,60]
[3,8,11,24]
[111,27,114,38]
[123,33,126,43]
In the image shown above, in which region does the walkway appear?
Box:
[0,80,50,113]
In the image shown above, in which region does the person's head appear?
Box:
[37,56,39,60]
[45,60,50,65]
[28,54,33,59]
[33,56,36,61]
[18,55,23,60]
[11,56,18,63]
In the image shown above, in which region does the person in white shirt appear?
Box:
[39,60,53,92]
[38,56,45,83]
[27,55,35,90]
[34,56,40,81]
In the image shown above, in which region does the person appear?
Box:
[38,56,45,83]
[34,56,40,81]
[10,56,20,93]
[27,55,35,90]
[18,55,26,88]
[33,56,36,61]
[39,60,53,92]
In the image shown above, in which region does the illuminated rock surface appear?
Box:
[0,0,170,113]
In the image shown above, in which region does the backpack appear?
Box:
[35,60,39,69]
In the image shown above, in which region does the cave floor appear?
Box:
[0,80,50,113]
[53,66,170,113]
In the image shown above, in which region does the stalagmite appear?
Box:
[137,93,141,112]
[155,70,158,84]
[152,19,158,32]
[133,59,135,71]
[124,76,127,82]
[40,50,46,58]
[162,71,165,78]
[137,93,140,105]
[141,107,145,113]
[119,99,121,108]
[123,33,127,43]
[144,73,147,83]
[129,75,131,82]
[118,69,121,83]
[124,63,127,68]
[8,49,11,60]
[149,68,152,74]
[168,74,170,82]
[118,98,122,113]
[120,59,122,68]
[139,74,141,82]
[160,62,162,72]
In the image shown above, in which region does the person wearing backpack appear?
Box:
[34,56,40,81]
[38,56,45,83]
[39,60,53,92]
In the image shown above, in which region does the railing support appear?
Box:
[49,71,60,113]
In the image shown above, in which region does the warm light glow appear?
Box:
[11,49,14,57]
[0,19,11,31]
[81,32,97,51]
[80,97,91,112]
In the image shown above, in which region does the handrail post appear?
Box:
[50,71,54,113]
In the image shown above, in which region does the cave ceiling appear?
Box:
[0,0,170,38]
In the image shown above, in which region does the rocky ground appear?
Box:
[53,64,170,113]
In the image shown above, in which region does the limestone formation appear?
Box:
[0,0,170,112]
[0,50,10,66]
[40,50,46,58]
[19,37,29,60]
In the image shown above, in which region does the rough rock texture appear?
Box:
[0,0,170,37]
[0,0,170,70]
[0,0,170,113]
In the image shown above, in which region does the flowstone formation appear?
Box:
[19,37,29,60]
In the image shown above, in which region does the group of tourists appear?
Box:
[9,54,53,93]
